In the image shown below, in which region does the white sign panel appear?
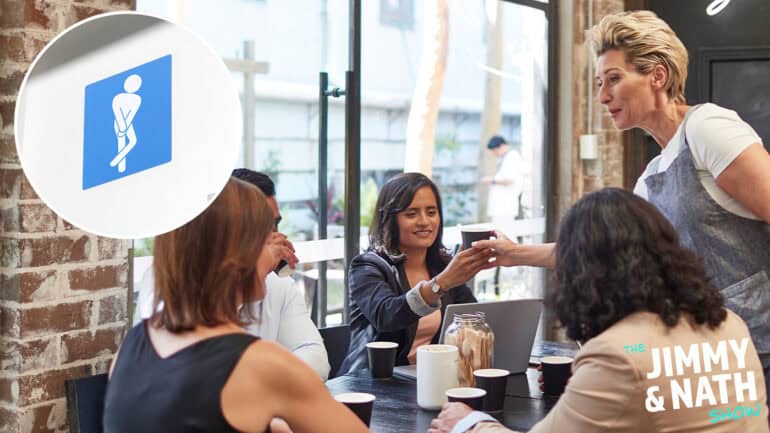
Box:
[15,12,241,239]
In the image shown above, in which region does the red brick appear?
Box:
[23,0,54,30]
[0,98,15,132]
[1,205,19,232]
[17,364,90,406]
[19,300,92,339]
[18,269,56,302]
[19,337,57,372]
[18,235,90,267]
[68,4,108,24]
[98,291,127,325]
[20,171,37,200]
[0,0,25,29]
[583,176,601,193]
[68,265,125,291]
[0,405,19,433]
[0,238,20,267]
[0,167,22,200]
[61,219,75,231]
[19,203,57,232]
[0,338,20,372]
[0,377,17,404]
[0,272,20,302]
[0,35,25,65]
[92,357,112,375]
[61,326,124,363]
[97,237,128,260]
[0,70,25,96]
[0,133,19,164]
[0,304,20,338]
[73,0,136,7]
[20,400,67,433]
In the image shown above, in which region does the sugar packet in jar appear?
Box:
[443,313,494,386]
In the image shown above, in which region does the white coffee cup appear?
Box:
[417,344,459,410]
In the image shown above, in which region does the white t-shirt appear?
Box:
[634,103,762,220]
[488,149,524,218]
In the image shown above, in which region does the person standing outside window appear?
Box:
[481,135,525,224]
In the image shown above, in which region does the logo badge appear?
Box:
[83,55,172,189]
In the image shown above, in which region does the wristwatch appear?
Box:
[428,277,443,294]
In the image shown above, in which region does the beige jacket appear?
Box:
[472,310,769,433]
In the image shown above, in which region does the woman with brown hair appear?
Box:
[430,188,768,433]
[104,178,369,433]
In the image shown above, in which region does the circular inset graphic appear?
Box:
[15,12,242,239]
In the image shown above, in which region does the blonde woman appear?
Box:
[474,9,770,401]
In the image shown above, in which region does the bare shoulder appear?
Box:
[237,339,321,388]
[222,339,324,432]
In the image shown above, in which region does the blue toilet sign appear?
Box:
[82,54,172,190]
[15,12,241,239]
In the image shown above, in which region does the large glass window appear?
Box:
[132,0,552,328]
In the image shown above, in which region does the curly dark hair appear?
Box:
[551,188,725,342]
[368,172,450,268]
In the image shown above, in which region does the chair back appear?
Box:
[319,324,351,379]
[65,373,108,433]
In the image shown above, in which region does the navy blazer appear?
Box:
[339,250,477,374]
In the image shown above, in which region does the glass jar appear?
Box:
[442,312,494,386]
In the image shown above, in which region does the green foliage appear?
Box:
[133,238,154,257]
[435,133,462,154]
[360,177,379,229]
[261,148,281,180]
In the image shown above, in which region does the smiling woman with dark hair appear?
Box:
[430,188,768,433]
[340,173,492,374]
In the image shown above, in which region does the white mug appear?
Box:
[417,344,459,410]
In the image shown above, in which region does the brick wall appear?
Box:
[571,0,626,200]
[0,2,135,433]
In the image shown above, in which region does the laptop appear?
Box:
[393,299,543,380]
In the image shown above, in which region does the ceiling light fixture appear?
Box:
[706,0,731,16]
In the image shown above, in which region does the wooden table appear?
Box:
[326,341,578,433]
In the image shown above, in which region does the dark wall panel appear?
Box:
[647,0,770,103]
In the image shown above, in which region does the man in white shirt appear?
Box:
[135,170,330,380]
[232,169,330,380]
[481,135,525,224]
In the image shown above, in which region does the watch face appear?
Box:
[431,282,441,293]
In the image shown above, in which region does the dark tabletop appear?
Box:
[326,341,578,433]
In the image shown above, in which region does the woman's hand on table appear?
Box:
[428,402,474,433]
[435,246,494,289]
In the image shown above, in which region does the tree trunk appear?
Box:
[477,0,504,221]
[403,0,449,177]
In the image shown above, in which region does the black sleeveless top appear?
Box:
[104,321,260,433]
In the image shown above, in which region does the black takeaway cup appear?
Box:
[541,356,573,396]
[460,224,495,250]
[366,341,399,379]
[334,392,376,426]
[473,368,510,412]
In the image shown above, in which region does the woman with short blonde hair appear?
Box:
[590,10,688,104]
[455,8,770,429]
